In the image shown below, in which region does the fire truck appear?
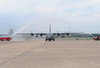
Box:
[0,37,11,41]
[0,29,13,41]
[93,36,100,41]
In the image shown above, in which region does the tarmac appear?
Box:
[0,40,100,68]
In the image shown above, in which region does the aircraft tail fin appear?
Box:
[49,24,51,33]
[8,29,13,36]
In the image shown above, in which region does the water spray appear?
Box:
[11,19,42,37]
[49,17,95,37]
[11,16,95,39]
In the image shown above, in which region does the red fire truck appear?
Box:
[93,36,100,41]
[0,29,13,41]
[0,37,11,41]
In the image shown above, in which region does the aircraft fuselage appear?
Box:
[45,33,55,41]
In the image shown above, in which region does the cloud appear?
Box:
[0,0,61,14]
[0,0,99,16]
[91,0,100,3]
[0,0,99,20]
[0,0,100,33]
[93,14,100,17]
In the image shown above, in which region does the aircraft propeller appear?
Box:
[66,33,69,36]
[31,31,34,36]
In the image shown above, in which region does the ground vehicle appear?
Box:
[0,37,11,41]
[0,29,13,41]
[93,36,100,41]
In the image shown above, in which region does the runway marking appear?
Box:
[0,42,49,66]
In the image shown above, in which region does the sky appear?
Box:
[0,0,100,34]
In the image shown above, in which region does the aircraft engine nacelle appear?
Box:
[57,33,60,36]
[40,34,43,36]
[31,33,34,36]
[67,33,69,36]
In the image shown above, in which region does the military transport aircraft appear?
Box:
[30,24,70,41]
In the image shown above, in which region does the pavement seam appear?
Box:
[0,42,49,66]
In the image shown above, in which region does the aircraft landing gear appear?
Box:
[45,39,55,41]
[45,39,47,41]
[1,39,3,41]
[52,39,55,41]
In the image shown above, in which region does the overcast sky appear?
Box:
[0,0,100,34]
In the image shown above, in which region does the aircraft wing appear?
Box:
[16,32,70,37]
[53,33,70,36]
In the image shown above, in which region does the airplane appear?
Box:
[45,24,55,41]
[0,29,13,41]
[30,24,70,41]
